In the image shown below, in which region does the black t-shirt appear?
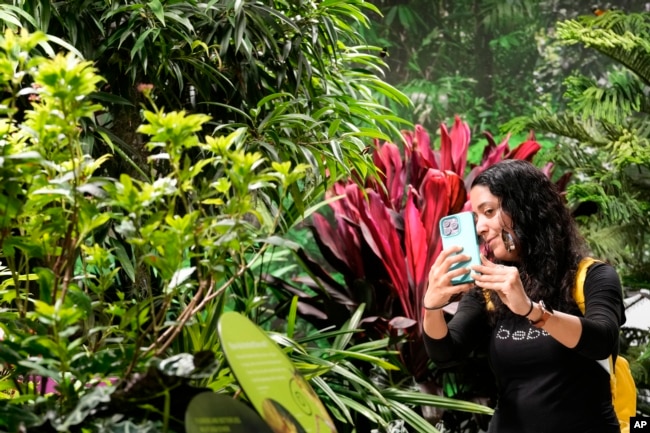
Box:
[423,262,625,433]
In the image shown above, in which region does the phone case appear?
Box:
[439,211,481,285]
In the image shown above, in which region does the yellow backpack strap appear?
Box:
[572,256,636,430]
[573,257,612,376]
[483,289,494,311]
[572,257,600,315]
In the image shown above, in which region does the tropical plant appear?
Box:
[360,0,560,134]
[260,304,494,433]
[1,1,422,336]
[0,27,497,433]
[3,0,410,191]
[0,27,298,430]
[503,9,650,285]
[359,1,650,141]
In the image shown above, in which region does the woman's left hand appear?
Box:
[471,256,532,316]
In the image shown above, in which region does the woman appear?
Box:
[423,160,625,433]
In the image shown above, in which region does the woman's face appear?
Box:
[469,185,520,262]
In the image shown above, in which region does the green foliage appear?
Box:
[2,0,410,202]
[0,29,310,430]
[0,24,491,433]
[557,11,650,85]
[376,77,490,135]
[505,10,650,287]
[266,305,493,433]
[563,71,649,123]
[362,0,547,135]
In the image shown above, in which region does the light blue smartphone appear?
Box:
[439,211,481,285]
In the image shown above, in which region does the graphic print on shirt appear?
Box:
[495,323,549,341]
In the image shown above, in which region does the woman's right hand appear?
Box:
[424,246,475,309]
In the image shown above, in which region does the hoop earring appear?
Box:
[502,231,515,253]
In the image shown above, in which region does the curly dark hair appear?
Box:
[471,159,590,317]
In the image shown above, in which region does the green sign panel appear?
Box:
[185,392,273,433]
[218,311,337,433]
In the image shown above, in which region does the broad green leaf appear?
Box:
[147,0,165,26]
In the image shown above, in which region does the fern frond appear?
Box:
[552,12,650,286]
[568,181,645,226]
[557,13,650,86]
[564,70,649,123]
[574,189,649,271]
[578,219,631,265]
[627,117,650,139]
[607,128,650,169]
[501,112,605,144]
[575,11,650,37]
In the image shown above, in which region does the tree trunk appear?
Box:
[473,0,494,105]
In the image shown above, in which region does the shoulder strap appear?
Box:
[572,257,601,315]
[572,257,611,374]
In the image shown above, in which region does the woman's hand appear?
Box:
[471,256,531,316]
[424,246,475,309]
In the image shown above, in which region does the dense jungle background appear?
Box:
[0,0,649,432]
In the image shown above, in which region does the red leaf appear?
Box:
[444,170,467,214]
[326,182,348,217]
[312,213,364,278]
[482,133,510,166]
[448,115,471,175]
[389,316,418,330]
[403,125,435,164]
[439,117,471,176]
[417,170,450,277]
[328,182,361,223]
[482,130,498,157]
[506,130,540,161]
[404,125,438,189]
[541,162,572,193]
[414,124,436,168]
[464,132,511,190]
[357,190,411,316]
[439,123,454,173]
[371,141,405,210]
[555,173,573,194]
[404,187,428,297]
[312,213,344,262]
[335,215,365,276]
